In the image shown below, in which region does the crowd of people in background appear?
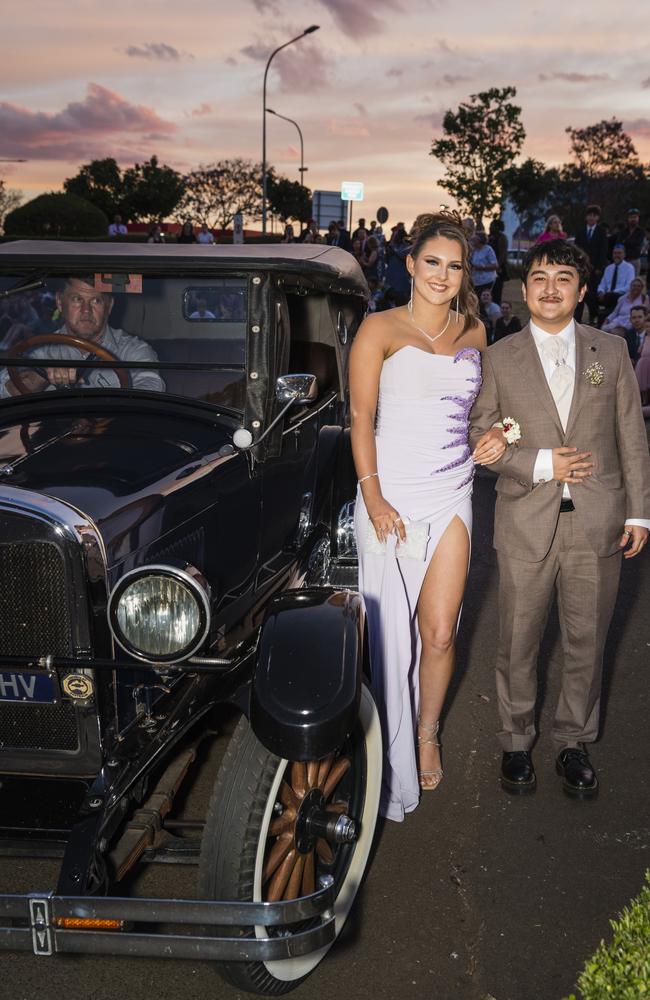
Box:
[103,204,650,410]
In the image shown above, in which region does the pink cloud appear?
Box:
[242,38,328,91]
[413,111,444,130]
[122,42,193,61]
[626,117,650,138]
[538,72,610,83]
[0,83,175,162]
[315,0,397,37]
[329,117,370,138]
[188,102,213,118]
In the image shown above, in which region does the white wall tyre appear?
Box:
[198,683,382,995]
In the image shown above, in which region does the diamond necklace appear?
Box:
[407,300,451,348]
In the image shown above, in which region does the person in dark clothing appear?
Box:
[493,300,522,340]
[177,221,196,244]
[622,209,644,275]
[574,205,609,323]
[618,305,648,363]
[489,219,509,305]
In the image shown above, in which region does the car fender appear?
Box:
[250,587,364,761]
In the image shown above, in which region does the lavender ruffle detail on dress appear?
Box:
[431,348,482,484]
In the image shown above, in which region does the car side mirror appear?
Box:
[275,373,318,406]
[233,374,319,451]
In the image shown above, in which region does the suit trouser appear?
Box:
[495,510,622,752]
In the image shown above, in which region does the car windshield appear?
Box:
[0,272,247,409]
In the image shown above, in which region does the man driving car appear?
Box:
[0,276,165,396]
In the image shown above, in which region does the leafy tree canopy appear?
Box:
[0,179,23,233]
[565,118,639,179]
[267,176,312,224]
[180,159,263,230]
[430,86,526,226]
[64,156,184,223]
[501,158,560,228]
[64,158,123,220]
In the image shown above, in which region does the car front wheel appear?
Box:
[198,683,382,995]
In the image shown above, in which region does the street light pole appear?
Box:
[262,25,319,234]
[266,108,306,180]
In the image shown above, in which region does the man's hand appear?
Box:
[45,366,77,387]
[6,370,48,396]
[619,524,648,559]
[552,447,593,484]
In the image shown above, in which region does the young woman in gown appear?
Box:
[350,213,506,821]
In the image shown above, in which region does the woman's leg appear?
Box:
[416,515,470,787]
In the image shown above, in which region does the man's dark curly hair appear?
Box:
[521,239,591,287]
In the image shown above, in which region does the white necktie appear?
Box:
[540,336,574,429]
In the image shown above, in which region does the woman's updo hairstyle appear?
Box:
[409,210,479,336]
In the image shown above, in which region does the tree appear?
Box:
[558,118,648,232]
[500,158,559,239]
[0,179,22,233]
[267,176,312,224]
[430,86,526,227]
[4,192,108,238]
[180,159,263,229]
[64,158,124,219]
[121,156,185,222]
[565,118,639,179]
[64,156,184,223]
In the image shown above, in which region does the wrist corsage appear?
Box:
[495,417,521,445]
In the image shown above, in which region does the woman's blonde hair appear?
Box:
[409,211,479,335]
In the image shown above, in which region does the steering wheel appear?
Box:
[7,333,131,394]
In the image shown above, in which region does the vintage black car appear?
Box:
[0,241,379,995]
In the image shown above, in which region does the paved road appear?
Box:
[2,473,649,1000]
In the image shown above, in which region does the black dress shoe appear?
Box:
[501,751,536,794]
[556,748,598,798]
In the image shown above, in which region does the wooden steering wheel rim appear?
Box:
[8,333,130,393]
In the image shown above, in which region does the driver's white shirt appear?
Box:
[0,325,165,395]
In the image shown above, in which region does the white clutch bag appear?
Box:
[365,518,429,561]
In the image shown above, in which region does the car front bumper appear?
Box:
[0,884,335,961]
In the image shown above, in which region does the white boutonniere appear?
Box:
[495,417,521,445]
[583,361,605,386]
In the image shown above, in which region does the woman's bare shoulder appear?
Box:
[355,309,403,348]
[461,318,487,352]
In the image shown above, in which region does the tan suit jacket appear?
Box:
[469,322,650,562]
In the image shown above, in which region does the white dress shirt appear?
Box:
[0,325,165,395]
[597,260,635,296]
[531,319,649,530]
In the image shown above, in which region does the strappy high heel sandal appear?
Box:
[417,719,443,791]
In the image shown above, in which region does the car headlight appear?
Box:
[108,565,210,662]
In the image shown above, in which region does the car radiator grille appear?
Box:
[0,540,79,753]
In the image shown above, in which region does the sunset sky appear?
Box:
[2,0,650,227]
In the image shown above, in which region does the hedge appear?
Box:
[565,871,650,999]
[4,192,108,238]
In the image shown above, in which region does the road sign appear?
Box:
[312,190,345,229]
[341,181,364,202]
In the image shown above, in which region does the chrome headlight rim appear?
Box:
[108,564,211,664]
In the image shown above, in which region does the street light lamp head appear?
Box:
[304,25,320,34]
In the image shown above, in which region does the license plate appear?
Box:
[0,671,58,704]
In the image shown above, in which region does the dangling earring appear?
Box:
[408,275,414,313]
[454,295,460,323]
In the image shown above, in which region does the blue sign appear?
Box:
[0,671,57,704]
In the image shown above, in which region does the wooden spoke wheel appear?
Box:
[198,684,382,995]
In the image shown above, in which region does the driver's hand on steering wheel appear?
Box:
[46,366,78,387]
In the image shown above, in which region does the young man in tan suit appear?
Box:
[469,240,650,797]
